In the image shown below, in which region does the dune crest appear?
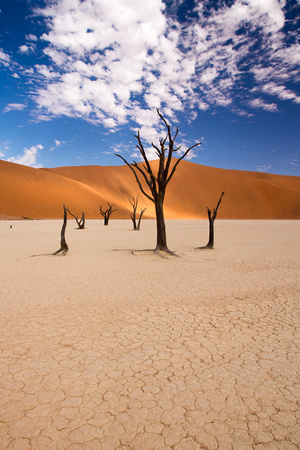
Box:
[0,159,299,219]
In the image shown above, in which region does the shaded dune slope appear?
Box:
[0,159,299,219]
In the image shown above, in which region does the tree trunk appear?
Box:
[155,199,168,251]
[137,208,146,230]
[131,213,137,230]
[99,203,117,226]
[197,192,224,250]
[206,216,215,249]
[78,212,85,229]
[52,205,69,255]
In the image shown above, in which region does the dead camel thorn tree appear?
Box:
[116,109,201,254]
[52,204,69,255]
[99,203,117,226]
[67,208,85,229]
[197,191,225,250]
[129,196,146,230]
[31,204,69,257]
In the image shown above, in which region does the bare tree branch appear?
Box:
[166,142,201,185]
[67,208,85,229]
[115,154,154,202]
[213,191,225,218]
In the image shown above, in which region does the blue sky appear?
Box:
[0,0,299,175]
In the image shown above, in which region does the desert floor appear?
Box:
[0,219,299,449]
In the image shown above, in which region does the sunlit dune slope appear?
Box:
[0,159,299,219]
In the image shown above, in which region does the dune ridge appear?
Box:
[0,159,299,219]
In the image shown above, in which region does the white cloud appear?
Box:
[19,45,30,54]
[284,152,299,171]
[3,103,26,113]
[49,139,65,151]
[0,48,10,65]
[35,64,58,79]
[0,140,10,151]
[26,34,38,41]
[249,98,278,112]
[19,43,36,54]
[30,0,299,146]
[257,164,272,172]
[261,82,300,104]
[6,145,44,168]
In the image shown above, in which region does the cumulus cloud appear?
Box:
[29,0,299,145]
[26,34,38,41]
[19,45,30,54]
[19,43,36,54]
[6,144,44,168]
[0,48,10,66]
[35,64,58,79]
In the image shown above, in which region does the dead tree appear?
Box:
[67,208,85,229]
[99,203,117,225]
[52,204,69,255]
[116,109,201,254]
[198,191,225,250]
[129,196,146,230]
[137,207,146,231]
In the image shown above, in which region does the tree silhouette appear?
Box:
[52,204,69,255]
[99,203,117,225]
[129,196,146,230]
[116,109,201,253]
[67,209,85,229]
[197,191,225,249]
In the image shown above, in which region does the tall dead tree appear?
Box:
[129,196,146,230]
[67,209,85,229]
[99,203,117,226]
[52,204,69,255]
[116,109,201,253]
[198,191,225,250]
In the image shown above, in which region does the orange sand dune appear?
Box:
[0,159,299,219]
